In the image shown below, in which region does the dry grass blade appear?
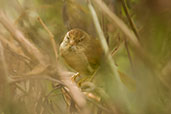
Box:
[0,10,46,66]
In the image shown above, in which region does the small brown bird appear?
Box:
[59,29,135,89]
[59,28,103,76]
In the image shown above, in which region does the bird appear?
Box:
[59,28,136,90]
[59,28,103,78]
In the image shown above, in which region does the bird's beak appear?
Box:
[70,40,75,46]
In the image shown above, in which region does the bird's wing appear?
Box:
[85,39,103,69]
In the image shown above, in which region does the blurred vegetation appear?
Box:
[0,0,171,114]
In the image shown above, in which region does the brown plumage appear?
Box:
[59,28,103,76]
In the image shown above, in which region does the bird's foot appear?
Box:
[71,72,80,82]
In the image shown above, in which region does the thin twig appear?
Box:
[37,17,58,61]
[120,0,140,41]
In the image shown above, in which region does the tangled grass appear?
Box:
[0,0,171,114]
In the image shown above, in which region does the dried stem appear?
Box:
[120,0,140,41]
[37,17,58,61]
[0,10,47,66]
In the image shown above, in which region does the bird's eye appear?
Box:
[78,39,83,42]
[66,36,70,41]
[78,36,85,42]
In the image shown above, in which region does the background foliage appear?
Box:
[0,0,171,114]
